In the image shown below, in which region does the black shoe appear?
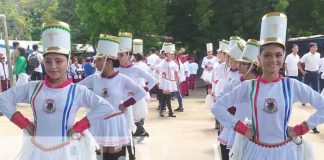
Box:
[168,113,176,117]
[174,108,184,112]
[313,128,320,134]
[185,93,189,96]
[129,155,136,160]
[0,112,3,116]
[141,131,149,137]
[133,131,141,137]
[302,103,306,106]
[160,112,164,117]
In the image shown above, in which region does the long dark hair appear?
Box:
[17,47,28,59]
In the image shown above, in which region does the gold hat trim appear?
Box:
[260,37,286,48]
[94,53,117,60]
[238,57,260,66]
[133,39,143,45]
[230,36,241,40]
[262,12,287,20]
[42,20,70,32]
[246,39,260,46]
[119,48,131,53]
[118,32,133,38]
[44,47,70,55]
[99,34,120,43]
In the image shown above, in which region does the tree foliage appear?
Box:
[2,0,324,55]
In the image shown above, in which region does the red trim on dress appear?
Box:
[256,75,282,83]
[44,75,72,88]
[254,80,260,140]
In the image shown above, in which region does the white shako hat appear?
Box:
[229,40,245,60]
[239,39,260,66]
[224,36,241,54]
[163,43,175,54]
[206,43,213,52]
[118,32,133,52]
[132,39,143,55]
[95,34,120,59]
[217,39,229,52]
[41,20,71,56]
[260,12,287,48]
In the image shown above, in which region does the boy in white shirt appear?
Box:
[284,44,300,80]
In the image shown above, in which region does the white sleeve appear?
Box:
[78,74,95,89]
[300,54,306,63]
[292,79,324,129]
[201,57,206,68]
[211,81,249,128]
[123,76,146,101]
[0,82,36,118]
[76,85,115,122]
[284,55,289,64]
[38,53,43,62]
[136,67,157,90]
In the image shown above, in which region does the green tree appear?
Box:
[0,0,34,40]
[76,0,167,53]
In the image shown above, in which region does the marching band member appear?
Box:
[201,43,217,93]
[124,39,157,142]
[217,39,245,160]
[0,21,115,160]
[79,34,146,160]
[157,43,178,117]
[212,12,320,160]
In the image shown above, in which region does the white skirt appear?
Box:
[17,130,98,160]
[212,80,224,97]
[125,106,136,132]
[201,70,212,83]
[16,73,29,86]
[133,98,148,122]
[241,140,298,160]
[90,113,130,147]
[159,78,178,92]
[204,94,214,108]
[218,127,233,148]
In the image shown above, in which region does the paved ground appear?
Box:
[0,83,324,160]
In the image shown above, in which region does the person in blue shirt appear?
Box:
[83,57,95,78]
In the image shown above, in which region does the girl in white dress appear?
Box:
[212,13,320,160]
[157,43,178,117]
[80,34,146,160]
[0,21,115,160]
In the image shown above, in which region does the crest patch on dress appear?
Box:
[43,99,56,114]
[263,98,278,114]
[101,88,109,98]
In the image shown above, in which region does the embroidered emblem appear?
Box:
[273,23,279,34]
[47,31,58,42]
[101,88,109,98]
[43,99,56,114]
[263,98,278,114]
